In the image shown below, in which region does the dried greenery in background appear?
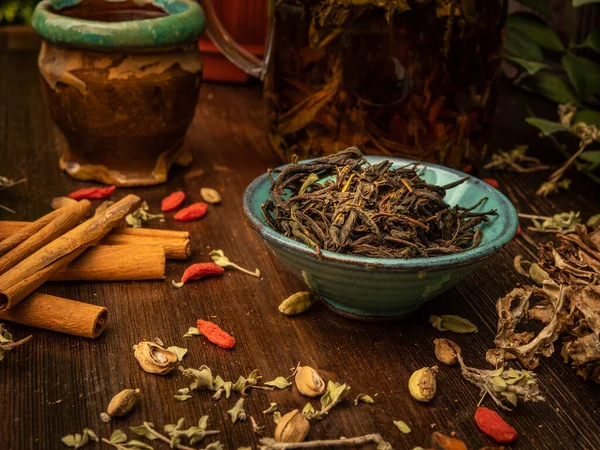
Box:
[0,0,37,25]
[503,0,600,195]
[0,176,26,214]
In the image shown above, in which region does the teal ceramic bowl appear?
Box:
[243,156,518,320]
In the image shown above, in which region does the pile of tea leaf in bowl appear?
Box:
[261,148,497,259]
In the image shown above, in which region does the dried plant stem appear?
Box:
[0,204,16,214]
[141,422,220,450]
[259,434,389,449]
[101,438,129,450]
[0,334,32,350]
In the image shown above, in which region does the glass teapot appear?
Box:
[199,0,507,169]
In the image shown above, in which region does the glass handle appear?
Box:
[198,0,269,80]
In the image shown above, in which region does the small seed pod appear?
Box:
[106,388,141,417]
[274,409,310,443]
[200,188,222,204]
[133,341,177,375]
[278,292,314,316]
[295,366,326,398]
[408,366,438,402]
[434,339,458,366]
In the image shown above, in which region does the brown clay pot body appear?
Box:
[33,0,206,186]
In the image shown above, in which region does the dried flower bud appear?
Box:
[106,388,141,417]
[434,339,458,365]
[274,409,310,443]
[278,292,314,316]
[133,341,177,375]
[408,366,438,402]
[295,366,326,397]
[200,188,222,204]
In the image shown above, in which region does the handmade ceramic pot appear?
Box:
[244,156,518,321]
[32,0,206,186]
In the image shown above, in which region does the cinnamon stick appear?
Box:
[102,232,191,260]
[0,194,140,311]
[0,200,91,274]
[0,293,107,338]
[51,245,166,281]
[0,213,60,257]
[0,222,191,260]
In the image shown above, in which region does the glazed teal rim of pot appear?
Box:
[243,156,519,272]
[32,0,205,50]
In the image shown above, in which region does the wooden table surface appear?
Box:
[1,29,600,450]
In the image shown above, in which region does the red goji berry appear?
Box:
[482,178,500,189]
[474,407,518,443]
[462,164,473,174]
[68,185,116,200]
[180,262,224,284]
[173,202,208,221]
[197,319,235,349]
[161,191,186,212]
[431,432,467,450]
[515,225,521,237]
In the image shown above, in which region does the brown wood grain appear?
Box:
[1,29,600,450]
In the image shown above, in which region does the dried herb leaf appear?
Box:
[0,323,32,362]
[183,327,201,338]
[166,346,188,362]
[447,339,544,410]
[174,394,192,402]
[130,424,160,441]
[263,402,278,414]
[228,398,247,423]
[109,429,128,444]
[393,420,412,434]
[264,376,292,389]
[354,394,375,406]
[429,315,478,333]
[210,250,260,278]
[126,201,164,228]
[273,411,282,424]
[250,416,265,435]
[61,429,98,449]
[301,402,315,416]
[125,440,154,449]
[529,263,550,286]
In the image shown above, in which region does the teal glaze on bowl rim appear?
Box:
[32,0,205,50]
[243,156,519,272]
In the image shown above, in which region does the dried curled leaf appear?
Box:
[429,315,478,333]
[354,393,374,405]
[487,282,566,370]
[228,398,247,423]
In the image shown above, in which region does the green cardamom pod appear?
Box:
[106,388,141,417]
[278,292,314,316]
[529,263,550,286]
